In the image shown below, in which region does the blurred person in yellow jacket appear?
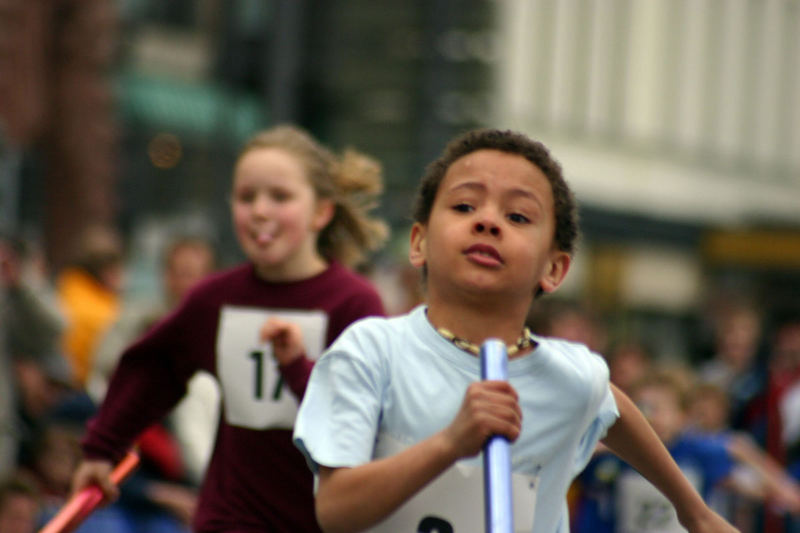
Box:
[56,225,125,386]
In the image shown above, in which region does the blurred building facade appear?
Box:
[0,0,119,271]
[494,0,800,356]
[1,0,799,357]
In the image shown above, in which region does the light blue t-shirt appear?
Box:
[294,305,619,533]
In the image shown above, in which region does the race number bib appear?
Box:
[617,469,701,533]
[216,306,327,430]
[366,435,538,533]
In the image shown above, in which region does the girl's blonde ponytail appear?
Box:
[318,149,388,268]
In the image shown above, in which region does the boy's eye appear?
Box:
[508,213,530,224]
[452,203,473,213]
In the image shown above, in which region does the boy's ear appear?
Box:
[408,223,427,268]
[311,199,335,232]
[539,251,571,294]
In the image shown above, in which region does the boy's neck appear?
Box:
[425,295,532,356]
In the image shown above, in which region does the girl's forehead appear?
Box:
[234,147,311,184]
[237,146,301,169]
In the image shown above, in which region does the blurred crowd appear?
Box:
[527,298,800,533]
[0,225,218,533]
[2,224,800,533]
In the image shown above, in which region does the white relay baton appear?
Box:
[480,339,513,533]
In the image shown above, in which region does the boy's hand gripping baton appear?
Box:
[480,339,513,533]
[39,451,140,533]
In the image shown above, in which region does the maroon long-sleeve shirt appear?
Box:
[82,262,384,532]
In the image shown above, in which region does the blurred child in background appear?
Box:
[56,225,126,386]
[574,369,736,533]
[71,124,388,532]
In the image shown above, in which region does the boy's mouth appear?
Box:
[463,244,503,266]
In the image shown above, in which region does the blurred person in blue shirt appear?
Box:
[574,368,736,533]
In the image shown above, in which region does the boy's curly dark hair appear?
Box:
[411,128,579,255]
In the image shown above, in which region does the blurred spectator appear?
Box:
[688,382,800,531]
[0,475,40,533]
[605,337,655,394]
[527,299,608,353]
[18,394,131,532]
[88,235,216,400]
[10,351,74,471]
[573,369,737,533]
[88,234,219,486]
[1,236,18,477]
[369,261,424,316]
[56,224,125,386]
[1,234,66,373]
[766,315,800,463]
[697,297,769,443]
[1,232,71,477]
[81,235,221,532]
[764,315,800,533]
[0,338,14,479]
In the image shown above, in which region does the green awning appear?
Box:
[115,70,268,143]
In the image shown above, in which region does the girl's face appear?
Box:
[409,149,569,304]
[232,148,333,281]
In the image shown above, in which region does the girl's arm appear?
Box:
[602,384,739,533]
[314,380,522,533]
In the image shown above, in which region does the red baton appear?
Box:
[39,451,140,533]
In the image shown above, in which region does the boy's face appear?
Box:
[634,384,686,444]
[409,149,569,303]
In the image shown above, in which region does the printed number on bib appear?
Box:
[217,306,327,430]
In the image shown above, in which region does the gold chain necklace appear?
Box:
[436,326,534,356]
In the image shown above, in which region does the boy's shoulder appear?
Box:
[334,306,420,342]
[533,335,609,375]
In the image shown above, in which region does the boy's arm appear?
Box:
[317,434,458,533]
[314,380,521,533]
[601,384,739,533]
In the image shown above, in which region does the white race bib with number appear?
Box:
[216,305,327,430]
[366,435,538,533]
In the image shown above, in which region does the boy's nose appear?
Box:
[474,220,500,236]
